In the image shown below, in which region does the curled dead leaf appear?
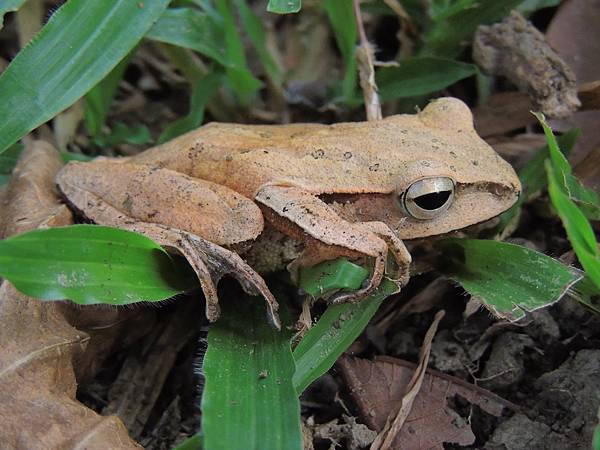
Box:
[0,141,141,449]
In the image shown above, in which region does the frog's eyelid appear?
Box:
[398,177,455,220]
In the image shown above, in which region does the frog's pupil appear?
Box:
[413,191,451,210]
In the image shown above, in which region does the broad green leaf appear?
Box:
[0,0,26,29]
[267,0,301,14]
[158,72,222,143]
[84,53,133,137]
[0,143,23,180]
[422,0,522,57]
[299,258,369,297]
[324,0,358,104]
[293,280,396,393]
[202,287,301,450]
[233,0,283,85]
[93,122,152,148]
[0,0,171,154]
[215,0,262,104]
[377,57,477,101]
[173,433,204,450]
[146,8,231,67]
[0,225,197,305]
[436,239,582,321]
[495,129,580,232]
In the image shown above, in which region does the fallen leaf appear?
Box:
[340,355,515,450]
[473,91,536,138]
[546,0,600,168]
[0,141,141,448]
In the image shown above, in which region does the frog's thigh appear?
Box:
[255,185,388,302]
[57,161,263,247]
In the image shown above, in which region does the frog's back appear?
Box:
[131,98,517,198]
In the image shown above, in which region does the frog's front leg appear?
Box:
[255,185,411,303]
[56,162,280,328]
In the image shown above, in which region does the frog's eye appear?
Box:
[401,177,455,220]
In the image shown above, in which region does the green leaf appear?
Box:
[84,53,133,137]
[93,122,152,148]
[233,0,282,85]
[146,7,231,67]
[0,0,26,29]
[0,0,171,154]
[324,0,358,104]
[158,73,222,144]
[215,0,262,104]
[173,433,204,450]
[422,0,522,57]
[377,57,477,101]
[293,280,396,393]
[267,0,301,14]
[298,258,369,298]
[202,288,302,450]
[495,129,580,232]
[0,225,197,305]
[436,239,582,321]
[0,143,24,178]
[61,151,94,163]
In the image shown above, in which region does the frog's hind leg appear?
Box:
[255,185,390,304]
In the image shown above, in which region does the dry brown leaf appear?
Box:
[0,141,141,449]
[547,0,600,167]
[474,91,536,138]
[578,80,600,111]
[340,354,514,450]
[473,11,580,118]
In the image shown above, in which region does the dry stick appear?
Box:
[370,310,446,450]
[353,0,382,121]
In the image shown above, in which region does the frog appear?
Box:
[56,97,521,327]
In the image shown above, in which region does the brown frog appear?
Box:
[56,98,521,327]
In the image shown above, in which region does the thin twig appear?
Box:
[353,0,382,121]
[370,310,446,450]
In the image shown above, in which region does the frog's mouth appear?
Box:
[396,181,520,239]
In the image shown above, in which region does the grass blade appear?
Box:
[202,287,301,450]
[436,239,582,321]
[377,57,477,101]
[146,7,231,67]
[158,72,222,144]
[293,280,396,393]
[0,225,197,304]
[0,0,171,154]
[324,0,357,104]
[84,53,133,137]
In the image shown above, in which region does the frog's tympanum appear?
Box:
[56,98,521,327]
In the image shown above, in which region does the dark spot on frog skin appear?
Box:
[122,194,133,212]
[259,132,272,139]
[148,210,158,218]
[420,161,431,167]
[343,151,352,159]
[225,155,233,162]
[369,163,380,172]
[449,151,457,158]
[311,149,325,159]
[472,160,479,166]
[263,150,269,154]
